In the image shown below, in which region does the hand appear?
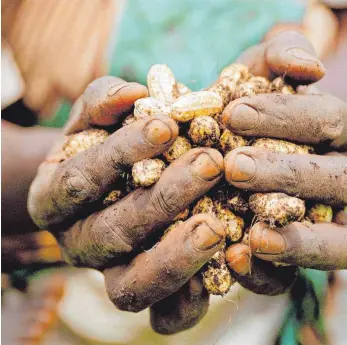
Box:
[28,76,226,334]
[223,31,347,295]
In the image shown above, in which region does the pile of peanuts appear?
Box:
[63,63,334,295]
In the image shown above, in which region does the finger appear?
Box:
[222,93,346,148]
[237,30,325,84]
[150,275,209,334]
[334,209,347,226]
[224,147,347,206]
[103,214,225,312]
[226,244,298,295]
[249,222,347,270]
[28,116,178,229]
[64,76,148,134]
[58,148,224,267]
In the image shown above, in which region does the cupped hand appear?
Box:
[28,76,227,334]
[224,31,347,295]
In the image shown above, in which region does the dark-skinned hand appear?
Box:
[28,77,226,335]
[28,31,347,334]
[224,31,347,296]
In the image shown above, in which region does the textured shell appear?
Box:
[215,206,244,242]
[134,97,169,120]
[249,193,306,226]
[219,63,250,83]
[202,250,233,295]
[188,116,220,147]
[207,84,231,106]
[177,82,192,96]
[63,129,109,158]
[219,129,247,153]
[103,190,123,206]
[248,76,270,92]
[147,64,179,104]
[269,77,295,94]
[213,187,249,215]
[202,265,233,295]
[252,138,313,155]
[269,77,286,91]
[132,159,166,187]
[163,136,192,163]
[170,91,223,122]
[218,77,237,96]
[307,204,333,223]
[192,196,215,215]
[234,81,264,99]
[226,191,249,215]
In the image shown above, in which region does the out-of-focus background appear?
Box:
[1,1,347,344]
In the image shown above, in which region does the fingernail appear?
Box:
[191,222,223,251]
[189,276,204,296]
[229,153,256,182]
[224,104,259,131]
[191,152,222,181]
[143,119,173,145]
[226,245,251,276]
[228,254,251,276]
[107,83,132,97]
[250,226,286,254]
[286,47,320,64]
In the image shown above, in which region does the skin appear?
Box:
[2,121,60,235]
[224,31,347,295]
[28,31,347,333]
[28,76,226,333]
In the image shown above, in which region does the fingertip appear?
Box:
[203,148,225,173]
[84,77,149,128]
[142,116,178,146]
[111,82,148,113]
[224,147,257,185]
[266,30,326,84]
[222,101,260,133]
[189,148,224,181]
[188,275,205,297]
[188,214,226,251]
[225,244,251,276]
[249,223,286,255]
[282,47,326,84]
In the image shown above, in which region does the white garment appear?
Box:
[1,41,25,109]
[58,268,288,345]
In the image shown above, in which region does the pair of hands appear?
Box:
[28,32,347,334]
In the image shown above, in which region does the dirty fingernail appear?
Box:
[226,245,251,276]
[143,119,173,145]
[107,82,134,97]
[228,153,256,182]
[191,222,224,251]
[191,151,223,181]
[223,104,259,131]
[286,47,320,63]
[250,226,286,254]
[189,276,204,296]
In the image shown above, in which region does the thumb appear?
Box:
[237,31,325,84]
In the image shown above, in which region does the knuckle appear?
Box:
[152,184,183,218]
[321,100,345,141]
[62,165,100,205]
[59,213,134,269]
[107,140,126,169]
